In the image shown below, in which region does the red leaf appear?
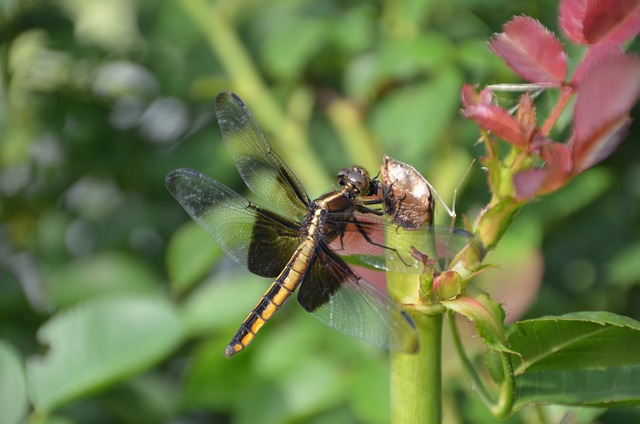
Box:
[462,103,524,147]
[460,84,477,108]
[460,84,492,108]
[572,43,625,85]
[559,0,589,44]
[571,53,640,172]
[560,0,640,45]
[583,0,640,45]
[539,142,573,193]
[571,116,632,173]
[514,142,572,199]
[490,16,567,84]
[514,169,548,199]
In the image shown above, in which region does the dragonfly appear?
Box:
[166,92,472,357]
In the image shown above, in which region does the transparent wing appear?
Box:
[214,92,310,221]
[297,244,420,353]
[166,168,302,277]
[327,212,479,274]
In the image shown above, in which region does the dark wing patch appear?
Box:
[297,243,419,353]
[166,168,301,277]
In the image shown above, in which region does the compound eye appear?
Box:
[336,168,351,186]
[349,167,370,193]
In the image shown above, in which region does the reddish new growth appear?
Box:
[462,0,640,200]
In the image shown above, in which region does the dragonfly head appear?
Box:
[336,166,377,196]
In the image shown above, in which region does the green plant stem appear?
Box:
[540,86,574,137]
[387,265,444,424]
[390,310,443,424]
[325,97,383,172]
[448,310,514,419]
[0,33,11,131]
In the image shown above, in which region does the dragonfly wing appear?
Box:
[330,215,477,274]
[215,92,310,221]
[297,243,419,353]
[166,168,302,277]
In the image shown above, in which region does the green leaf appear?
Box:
[180,272,268,337]
[0,341,28,424]
[509,311,640,409]
[260,18,327,80]
[237,358,343,424]
[327,6,373,54]
[27,295,184,413]
[369,70,463,157]
[166,221,221,294]
[181,338,255,411]
[376,34,453,77]
[45,252,162,307]
[441,286,516,356]
[351,364,390,424]
[345,33,454,101]
[607,239,640,289]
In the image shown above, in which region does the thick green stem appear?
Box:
[390,310,443,424]
[387,265,444,424]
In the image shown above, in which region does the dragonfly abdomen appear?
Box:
[224,227,318,358]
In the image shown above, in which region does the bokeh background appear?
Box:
[1,0,639,423]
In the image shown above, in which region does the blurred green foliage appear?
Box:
[0,0,638,423]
